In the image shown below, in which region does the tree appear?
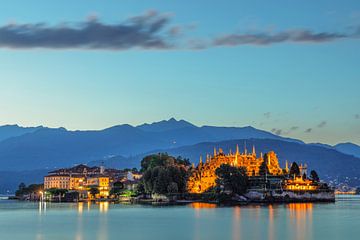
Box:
[259,159,269,176]
[135,181,146,195]
[110,181,124,197]
[215,164,248,195]
[89,187,99,198]
[140,153,190,195]
[167,182,178,194]
[18,182,26,191]
[47,188,67,202]
[16,183,44,197]
[153,168,171,194]
[302,173,307,180]
[289,162,300,177]
[310,170,320,182]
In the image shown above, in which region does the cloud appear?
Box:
[270,125,299,136]
[290,126,299,131]
[213,29,348,47]
[305,128,312,133]
[0,10,359,51]
[263,112,271,119]
[355,114,360,119]
[0,10,174,50]
[271,128,282,135]
[317,121,327,128]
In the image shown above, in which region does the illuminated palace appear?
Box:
[187,145,315,193]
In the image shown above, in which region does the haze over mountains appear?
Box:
[0,118,359,192]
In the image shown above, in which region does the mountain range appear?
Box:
[0,118,359,193]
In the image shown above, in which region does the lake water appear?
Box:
[0,195,359,240]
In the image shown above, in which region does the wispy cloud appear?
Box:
[271,128,282,135]
[263,112,271,119]
[355,114,360,119]
[305,128,312,133]
[317,121,327,128]
[213,30,347,47]
[271,126,299,136]
[0,10,174,50]
[290,126,299,131]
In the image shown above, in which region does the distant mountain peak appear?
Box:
[0,124,44,142]
[137,118,196,132]
[334,142,360,158]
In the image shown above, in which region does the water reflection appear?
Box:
[99,202,109,213]
[76,202,84,240]
[189,202,217,209]
[38,201,46,214]
[232,207,241,240]
[286,203,313,240]
[78,202,83,214]
[268,205,274,240]
[2,198,359,240]
[97,202,109,240]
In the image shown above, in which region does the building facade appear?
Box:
[187,146,285,193]
[44,164,127,198]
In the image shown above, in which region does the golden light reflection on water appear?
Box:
[98,202,109,213]
[76,202,84,240]
[268,205,274,240]
[232,206,241,240]
[189,202,217,209]
[190,202,216,220]
[287,203,313,240]
[77,202,83,214]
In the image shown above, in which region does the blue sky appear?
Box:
[0,0,359,145]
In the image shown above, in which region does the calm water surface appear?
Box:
[0,195,359,240]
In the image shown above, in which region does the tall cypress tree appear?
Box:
[289,162,300,177]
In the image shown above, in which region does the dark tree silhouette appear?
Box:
[215,164,248,195]
[310,170,320,182]
[289,162,300,177]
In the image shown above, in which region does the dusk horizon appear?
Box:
[1,117,359,146]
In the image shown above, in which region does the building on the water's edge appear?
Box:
[44,164,142,200]
[187,145,334,202]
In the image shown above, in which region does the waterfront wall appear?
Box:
[245,190,335,202]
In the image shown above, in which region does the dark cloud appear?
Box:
[317,121,327,128]
[305,128,312,133]
[355,114,360,119]
[0,10,174,50]
[0,10,359,51]
[213,29,348,47]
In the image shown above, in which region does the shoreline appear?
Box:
[3,196,337,205]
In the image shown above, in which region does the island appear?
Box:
[14,145,335,204]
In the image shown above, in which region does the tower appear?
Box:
[285,160,289,172]
[213,147,217,157]
[236,144,240,155]
[244,141,247,155]
[234,152,238,166]
[100,161,105,175]
[252,145,256,156]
